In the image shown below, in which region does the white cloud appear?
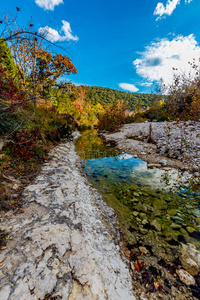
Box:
[154,0,193,19]
[119,83,139,92]
[154,0,180,19]
[39,21,79,42]
[133,34,200,87]
[35,0,63,10]
[139,82,153,87]
[61,21,79,41]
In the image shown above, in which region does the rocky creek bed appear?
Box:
[0,133,136,300]
[76,129,200,300]
[104,121,200,172]
[0,125,200,300]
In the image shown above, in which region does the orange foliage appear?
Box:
[36,98,53,110]
[98,99,128,132]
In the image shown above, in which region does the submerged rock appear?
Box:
[167,209,177,216]
[141,219,149,225]
[150,220,161,232]
[153,200,166,210]
[133,192,139,197]
[176,269,195,286]
[186,226,196,233]
[181,243,200,267]
[135,203,148,213]
[180,254,199,276]
[132,211,139,217]
[170,223,181,230]
[171,216,184,224]
[130,197,139,203]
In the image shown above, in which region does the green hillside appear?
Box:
[85,86,155,110]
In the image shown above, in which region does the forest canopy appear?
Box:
[84,86,154,110]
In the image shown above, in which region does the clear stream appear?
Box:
[76,130,200,261]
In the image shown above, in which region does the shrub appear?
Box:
[5,128,41,160]
[157,115,170,122]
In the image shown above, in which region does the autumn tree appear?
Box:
[0,11,77,104]
[165,60,200,120]
[98,99,128,132]
[34,48,77,97]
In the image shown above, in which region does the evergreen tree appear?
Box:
[0,39,17,78]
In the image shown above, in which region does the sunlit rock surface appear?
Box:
[0,140,135,300]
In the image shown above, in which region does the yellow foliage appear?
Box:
[36,98,53,110]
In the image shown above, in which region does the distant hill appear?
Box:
[85,86,155,110]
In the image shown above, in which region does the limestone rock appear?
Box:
[0,141,136,300]
[186,226,196,233]
[159,160,167,166]
[176,269,195,286]
[150,220,161,232]
[181,243,200,267]
[135,203,148,213]
[167,209,177,216]
[180,253,199,276]
[170,223,181,230]
[0,285,11,300]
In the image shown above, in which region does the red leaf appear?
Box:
[16,7,20,11]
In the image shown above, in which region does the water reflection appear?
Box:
[84,152,200,198]
[76,131,200,254]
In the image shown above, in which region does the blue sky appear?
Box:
[1,0,200,93]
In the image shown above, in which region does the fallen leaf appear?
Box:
[154,282,159,289]
[92,226,96,230]
[134,259,145,272]
[0,263,3,267]
[1,246,7,250]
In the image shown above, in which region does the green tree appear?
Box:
[0,39,17,78]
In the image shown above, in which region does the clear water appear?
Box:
[76,130,200,260]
